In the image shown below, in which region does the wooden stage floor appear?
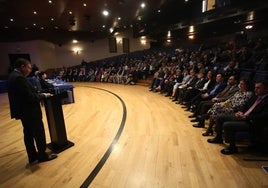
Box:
[0,82,267,188]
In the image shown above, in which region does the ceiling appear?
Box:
[0,0,268,44]
[0,0,167,44]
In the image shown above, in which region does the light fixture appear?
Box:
[72,47,82,54]
[102,10,109,16]
[245,25,253,30]
[189,25,194,33]
[167,30,171,38]
[141,3,146,9]
[188,35,194,40]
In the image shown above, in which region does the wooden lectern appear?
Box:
[44,92,74,153]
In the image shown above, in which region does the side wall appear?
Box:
[0,31,150,78]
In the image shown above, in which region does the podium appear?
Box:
[44,92,74,153]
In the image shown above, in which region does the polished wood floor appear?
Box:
[0,82,268,188]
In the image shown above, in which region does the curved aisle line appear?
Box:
[80,86,127,188]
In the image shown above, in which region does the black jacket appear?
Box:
[8,70,45,119]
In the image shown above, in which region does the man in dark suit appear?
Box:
[8,58,57,165]
[191,75,239,130]
[207,80,268,154]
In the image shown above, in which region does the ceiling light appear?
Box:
[33,11,37,14]
[48,0,52,3]
[51,18,54,21]
[83,3,87,7]
[110,27,114,33]
[141,3,146,9]
[33,23,36,26]
[69,11,72,15]
[245,25,253,30]
[102,10,109,16]
[158,9,161,13]
[10,18,14,22]
[72,39,78,43]
[118,17,121,20]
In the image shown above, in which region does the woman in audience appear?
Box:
[203,77,254,136]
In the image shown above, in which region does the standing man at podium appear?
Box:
[7,58,57,165]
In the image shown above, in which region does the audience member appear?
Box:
[207,80,268,154]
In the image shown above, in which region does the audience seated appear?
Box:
[188,75,239,130]
[47,35,267,156]
[207,80,268,155]
[188,73,227,114]
[199,77,253,134]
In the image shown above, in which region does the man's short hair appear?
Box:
[14,58,30,68]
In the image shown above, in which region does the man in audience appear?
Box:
[189,73,226,123]
[190,75,239,130]
[207,80,268,154]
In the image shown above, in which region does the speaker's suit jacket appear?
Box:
[8,69,46,120]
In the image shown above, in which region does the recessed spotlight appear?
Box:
[158,9,161,13]
[51,18,54,21]
[72,39,78,43]
[48,0,52,3]
[102,25,106,28]
[10,18,14,22]
[141,3,146,8]
[69,11,72,15]
[102,10,109,16]
[83,3,87,7]
[118,17,121,20]
[33,23,36,26]
[33,11,37,14]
